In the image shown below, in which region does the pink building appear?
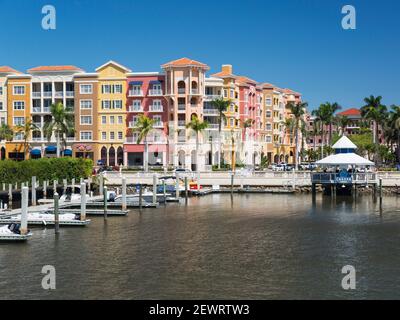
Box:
[124,73,169,167]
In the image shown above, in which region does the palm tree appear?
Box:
[325,102,341,144]
[312,105,328,158]
[0,124,14,142]
[335,115,350,136]
[389,105,400,162]
[361,95,387,164]
[43,102,75,158]
[211,97,231,169]
[242,119,253,164]
[310,120,321,154]
[133,114,155,172]
[286,101,307,170]
[16,120,38,160]
[186,115,208,173]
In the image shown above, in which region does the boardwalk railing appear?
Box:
[311,173,377,184]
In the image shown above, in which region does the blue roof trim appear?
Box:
[45,146,57,152]
[129,81,143,85]
[30,149,41,155]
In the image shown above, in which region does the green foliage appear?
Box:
[0,158,92,184]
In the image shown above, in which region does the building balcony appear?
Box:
[191,89,200,95]
[177,88,186,94]
[66,91,74,97]
[178,104,186,111]
[43,92,52,98]
[55,91,63,98]
[207,124,219,130]
[32,92,41,98]
[129,106,143,112]
[32,107,41,113]
[129,90,143,97]
[32,137,43,142]
[43,107,50,113]
[125,136,167,144]
[149,89,163,96]
[129,121,138,128]
[203,109,219,116]
[153,122,164,128]
[177,136,186,143]
[177,120,186,127]
[33,122,42,128]
[149,105,163,112]
[204,94,223,101]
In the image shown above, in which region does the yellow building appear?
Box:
[6,73,32,160]
[95,61,130,166]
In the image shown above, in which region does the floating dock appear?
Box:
[0,225,32,241]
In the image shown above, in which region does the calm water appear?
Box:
[0,194,400,300]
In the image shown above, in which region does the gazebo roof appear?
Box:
[316,153,374,166]
[332,136,357,149]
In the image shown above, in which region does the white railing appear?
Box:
[178,120,186,127]
[149,89,163,96]
[66,91,74,97]
[33,122,42,128]
[32,107,41,113]
[55,91,63,98]
[207,124,219,129]
[43,92,52,98]
[204,109,219,116]
[191,89,199,95]
[129,90,143,96]
[204,94,222,101]
[153,122,164,128]
[178,88,186,94]
[129,106,143,112]
[32,92,41,98]
[149,105,163,112]
[43,107,50,113]
[178,104,186,111]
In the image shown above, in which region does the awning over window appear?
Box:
[30,149,41,156]
[149,80,162,84]
[63,149,72,156]
[129,81,143,85]
[45,146,57,153]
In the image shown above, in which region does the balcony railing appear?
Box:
[129,90,143,96]
[178,88,186,94]
[125,136,167,144]
[153,121,164,128]
[149,89,163,96]
[191,89,199,95]
[178,104,186,111]
[203,109,219,116]
[311,173,377,184]
[149,105,163,112]
[32,137,42,142]
[33,122,42,128]
[32,92,41,98]
[129,106,143,112]
[178,120,186,127]
[32,107,41,113]
[43,107,50,113]
[66,91,74,97]
[207,124,219,129]
[55,91,63,98]
[178,136,186,142]
[204,94,222,101]
[43,92,52,98]
[129,121,138,128]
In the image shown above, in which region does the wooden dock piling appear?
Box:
[54,192,59,234]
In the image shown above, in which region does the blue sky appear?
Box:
[1,0,399,110]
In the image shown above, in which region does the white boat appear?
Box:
[0,212,90,226]
[0,223,32,241]
[114,191,165,203]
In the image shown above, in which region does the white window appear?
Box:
[13,101,25,110]
[230,89,234,98]
[266,135,272,143]
[0,102,3,110]
[151,100,162,111]
[266,110,272,118]
[132,100,141,111]
[13,117,25,125]
[102,132,107,140]
[102,100,111,109]
[102,85,111,94]
[230,118,234,127]
[266,123,272,131]
[14,132,24,141]
[114,84,123,94]
[0,87,3,95]
[113,100,122,109]
[80,84,92,94]
[110,116,115,124]
[223,89,228,98]
[118,116,123,124]
[80,100,92,109]
[265,96,272,106]
[80,116,92,125]
[153,131,161,142]
[118,131,123,140]
[80,131,92,141]
[13,85,25,95]
[0,117,5,125]
[110,132,115,140]
[101,116,106,124]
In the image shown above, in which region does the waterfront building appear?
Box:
[96,61,130,166]
[0,66,20,159]
[124,72,168,167]
[162,58,209,171]
[73,72,99,162]
[28,65,83,158]
[6,71,32,160]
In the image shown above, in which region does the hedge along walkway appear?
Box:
[0,158,93,184]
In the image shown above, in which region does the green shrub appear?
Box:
[0,158,93,184]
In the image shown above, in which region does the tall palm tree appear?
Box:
[186,115,208,173]
[16,120,38,160]
[286,101,307,170]
[242,119,253,164]
[325,102,341,144]
[0,124,14,142]
[312,103,331,158]
[389,105,400,162]
[361,95,387,164]
[335,115,350,136]
[310,120,321,153]
[211,97,231,169]
[133,114,155,172]
[43,102,75,158]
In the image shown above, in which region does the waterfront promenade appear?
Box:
[103,171,400,188]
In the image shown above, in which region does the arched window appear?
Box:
[109,147,115,166]
[101,147,107,165]
[117,147,124,166]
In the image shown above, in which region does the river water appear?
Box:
[0,194,399,300]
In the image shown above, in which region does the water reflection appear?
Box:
[0,194,399,299]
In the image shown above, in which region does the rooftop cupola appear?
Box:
[332,136,357,154]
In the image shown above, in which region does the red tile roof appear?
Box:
[162,57,208,68]
[338,108,360,116]
[28,65,83,72]
[0,66,20,74]
[283,88,301,95]
[211,70,237,78]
